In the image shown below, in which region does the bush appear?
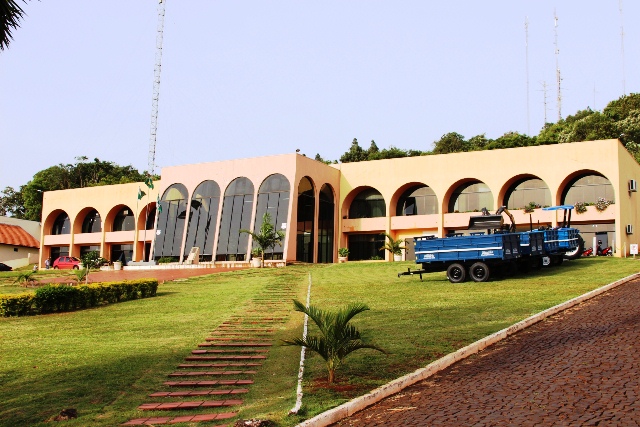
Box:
[0,279,159,317]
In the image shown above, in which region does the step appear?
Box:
[205,337,272,342]
[185,355,266,361]
[123,414,234,425]
[168,371,257,377]
[178,363,261,369]
[165,380,253,387]
[199,342,273,347]
[138,400,243,411]
[150,389,248,397]
[191,349,269,354]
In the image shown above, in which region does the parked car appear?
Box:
[0,262,12,272]
[53,256,81,270]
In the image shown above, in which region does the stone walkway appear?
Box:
[332,278,640,426]
[122,273,297,426]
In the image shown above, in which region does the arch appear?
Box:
[560,171,615,206]
[296,176,315,262]
[216,177,255,261]
[154,183,189,261]
[135,203,157,231]
[347,187,386,219]
[112,206,135,232]
[51,211,71,235]
[501,175,552,210]
[446,180,494,213]
[392,183,438,216]
[184,180,221,262]
[317,184,335,263]
[253,174,290,260]
[79,208,102,233]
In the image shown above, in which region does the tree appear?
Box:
[380,232,405,258]
[0,186,25,217]
[283,299,386,383]
[0,0,30,50]
[240,212,285,268]
[432,132,468,154]
[340,138,368,163]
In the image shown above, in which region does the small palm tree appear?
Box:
[283,299,386,384]
[240,212,285,268]
[1,0,29,50]
[72,268,89,284]
[380,232,405,257]
[13,270,37,287]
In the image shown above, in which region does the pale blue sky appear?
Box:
[1,1,638,191]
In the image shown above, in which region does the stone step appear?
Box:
[123,414,234,425]
[192,349,268,354]
[165,380,253,387]
[185,355,266,361]
[138,400,243,411]
[205,337,272,342]
[199,342,273,347]
[168,371,257,377]
[150,389,249,397]
[178,363,261,369]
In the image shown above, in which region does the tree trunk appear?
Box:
[328,368,335,384]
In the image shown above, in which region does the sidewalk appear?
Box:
[332,278,640,426]
[39,266,244,284]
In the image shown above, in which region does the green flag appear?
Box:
[157,194,163,213]
[145,176,154,190]
[137,187,146,200]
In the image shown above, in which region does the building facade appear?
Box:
[39,139,640,266]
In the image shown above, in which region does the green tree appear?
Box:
[432,132,468,154]
[240,212,285,268]
[283,299,386,383]
[340,138,368,163]
[603,93,640,121]
[0,186,25,217]
[380,232,405,257]
[0,0,30,50]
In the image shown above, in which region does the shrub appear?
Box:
[575,202,587,214]
[0,293,35,317]
[595,197,612,212]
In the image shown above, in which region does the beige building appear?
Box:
[0,217,41,268]
[39,139,640,266]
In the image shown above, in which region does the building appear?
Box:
[0,217,41,268]
[39,139,640,266]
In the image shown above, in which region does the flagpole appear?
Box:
[136,187,141,261]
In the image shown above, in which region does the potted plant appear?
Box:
[250,248,262,268]
[380,232,405,261]
[241,212,285,268]
[338,247,349,263]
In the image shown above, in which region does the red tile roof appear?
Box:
[0,223,40,248]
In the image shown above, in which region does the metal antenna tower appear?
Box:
[525,17,530,135]
[148,0,166,175]
[540,81,549,124]
[554,10,562,122]
[619,0,626,95]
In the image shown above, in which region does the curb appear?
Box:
[296,272,640,427]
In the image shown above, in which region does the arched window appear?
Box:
[81,210,102,233]
[113,207,135,231]
[396,186,438,216]
[448,181,493,213]
[51,212,70,235]
[184,180,221,262]
[296,177,315,262]
[154,184,189,260]
[317,184,335,263]
[349,188,386,218]
[505,178,551,210]
[254,174,290,260]
[216,177,254,261]
[145,206,156,230]
[562,174,615,205]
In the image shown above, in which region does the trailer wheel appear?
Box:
[563,236,584,260]
[542,256,551,267]
[447,263,466,283]
[469,262,490,282]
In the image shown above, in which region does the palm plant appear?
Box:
[380,232,405,256]
[240,212,285,268]
[72,268,89,284]
[13,270,37,287]
[1,0,29,50]
[283,299,386,384]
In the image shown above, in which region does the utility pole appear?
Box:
[554,10,562,122]
[619,0,626,95]
[525,17,530,135]
[148,0,166,176]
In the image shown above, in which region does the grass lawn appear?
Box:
[1,257,638,426]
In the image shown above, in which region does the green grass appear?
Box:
[1,257,638,426]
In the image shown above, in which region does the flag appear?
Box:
[144,176,154,190]
[157,194,163,213]
[137,187,146,200]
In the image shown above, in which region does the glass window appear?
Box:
[563,174,615,205]
[81,210,102,233]
[317,184,335,263]
[253,174,290,260]
[51,212,70,235]
[505,178,551,210]
[296,177,315,262]
[145,206,156,230]
[50,246,69,260]
[449,181,494,213]
[113,207,135,231]
[216,177,254,261]
[347,234,385,261]
[80,245,100,257]
[349,188,386,218]
[396,186,438,216]
[111,244,133,265]
[154,183,189,260]
[184,180,221,262]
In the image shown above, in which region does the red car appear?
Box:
[53,256,81,270]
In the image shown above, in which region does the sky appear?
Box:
[1,1,639,191]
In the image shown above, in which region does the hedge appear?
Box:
[0,279,158,317]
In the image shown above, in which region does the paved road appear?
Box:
[334,279,640,426]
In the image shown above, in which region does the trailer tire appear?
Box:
[469,262,490,282]
[447,263,467,283]
[563,236,584,260]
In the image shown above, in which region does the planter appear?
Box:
[250,257,262,268]
[338,256,348,263]
[393,253,403,262]
[113,261,122,271]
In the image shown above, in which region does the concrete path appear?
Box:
[333,278,640,426]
